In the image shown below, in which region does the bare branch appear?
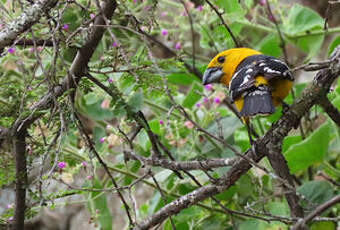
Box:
[124,151,237,171]
[318,96,340,128]
[11,126,28,230]
[291,195,340,230]
[0,0,58,51]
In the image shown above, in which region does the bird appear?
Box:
[202,48,294,144]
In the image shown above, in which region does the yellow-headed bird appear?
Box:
[202,48,294,142]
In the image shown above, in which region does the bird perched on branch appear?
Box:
[202,48,294,144]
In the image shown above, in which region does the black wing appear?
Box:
[229,55,293,102]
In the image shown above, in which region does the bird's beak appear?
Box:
[202,67,223,85]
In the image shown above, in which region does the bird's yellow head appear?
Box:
[202,51,228,86]
[202,48,262,86]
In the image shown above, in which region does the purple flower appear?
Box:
[8,47,15,54]
[140,26,147,31]
[62,24,69,31]
[203,97,209,103]
[99,137,105,143]
[159,120,164,125]
[81,161,87,167]
[90,13,95,19]
[259,0,266,6]
[196,5,203,11]
[8,217,13,221]
[112,42,118,47]
[29,47,34,53]
[144,5,151,11]
[214,97,220,104]
[268,14,274,22]
[204,84,212,91]
[58,162,66,169]
[196,103,201,108]
[181,11,188,16]
[108,78,113,83]
[27,147,33,154]
[133,0,137,3]
[175,42,181,50]
[161,29,168,36]
[160,12,167,17]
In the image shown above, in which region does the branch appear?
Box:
[0,0,117,228]
[318,96,340,128]
[265,143,304,217]
[15,38,54,47]
[205,0,241,47]
[11,125,28,230]
[30,0,117,111]
[291,195,340,230]
[265,1,289,66]
[133,46,340,230]
[124,151,237,171]
[74,112,133,225]
[0,0,58,51]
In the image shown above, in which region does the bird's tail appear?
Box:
[240,86,275,117]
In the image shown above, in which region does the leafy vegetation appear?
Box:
[0,0,339,229]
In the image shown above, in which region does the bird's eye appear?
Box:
[217,56,225,63]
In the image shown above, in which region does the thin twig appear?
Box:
[318,96,340,128]
[291,195,340,230]
[205,0,240,47]
[265,1,289,65]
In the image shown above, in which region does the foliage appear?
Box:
[0,0,339,229]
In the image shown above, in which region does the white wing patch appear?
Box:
[263,67,281,74]
[240,74,251,87]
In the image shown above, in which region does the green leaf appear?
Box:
[215,0,245,18]
[207,116,242,140]
[137,129,150,152]
[62,8,80,31]
[78,93,114,121]
[267,201,289,216]
[297,181,335,206]
[257,34,282,58]
[148,191,163,215]
[93,126,106,148]
[151,169,173,183]
[328,36,340,56]
[284,122,330,173]
[127,90,143,112]
[182,82,203,108]
[235,174,254,203]
[215,185,236,200]
[89,179,112,230]
[166,72,195,86]
[284,4,324,59]
[295,34,324,60]
[311,221,336,230]
[234,128,251,152]
[284,4,324,35]
[195,214,230,230]
[149,119,161,135]
[238,219,266,230]
[244,0,253,9]
[282,135,302,153]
